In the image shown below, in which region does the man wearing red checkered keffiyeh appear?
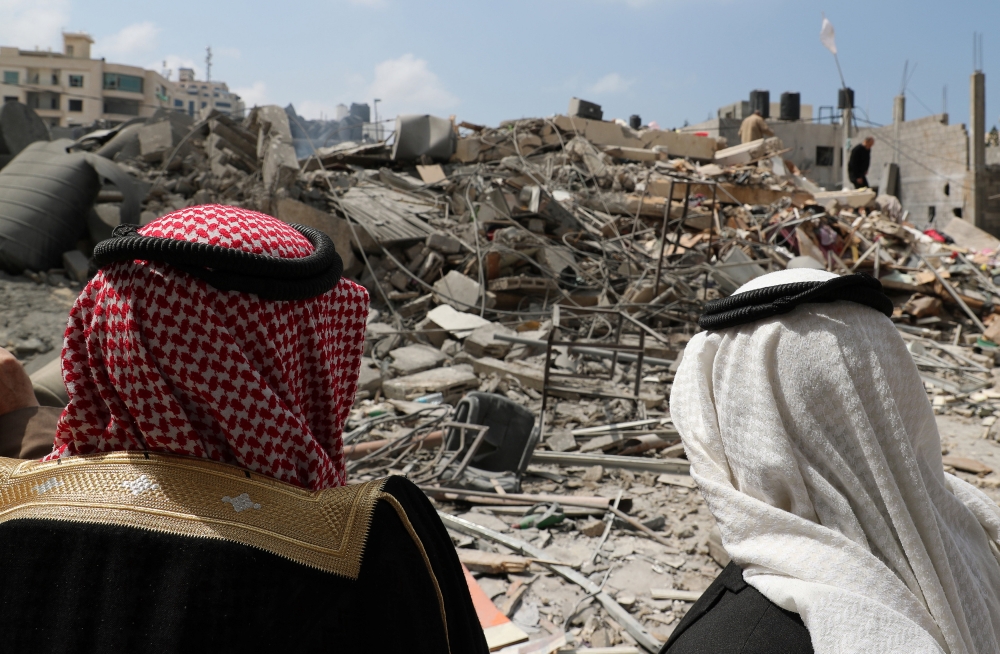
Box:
[47,204,369,490]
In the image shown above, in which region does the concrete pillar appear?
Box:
[893,96,905,124]
[892,95,905,164]
[842,106,852,190]
[970,72,986,227]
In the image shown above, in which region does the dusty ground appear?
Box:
[0,271,78,374]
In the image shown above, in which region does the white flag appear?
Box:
[820,16,837,55]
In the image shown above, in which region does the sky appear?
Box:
[2,0,999,132]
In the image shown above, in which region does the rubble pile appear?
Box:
[7,99,1000,652]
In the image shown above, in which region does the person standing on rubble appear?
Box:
[848,136,875,188]
[663,269,1000,654]
[738,109,774,144]
[0,205,488,653]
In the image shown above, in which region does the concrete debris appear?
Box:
[11,97,1000,653]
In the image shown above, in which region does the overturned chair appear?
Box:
[437,392,537,493]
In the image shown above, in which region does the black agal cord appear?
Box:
[699,273,893,331]
[93,223,343,301]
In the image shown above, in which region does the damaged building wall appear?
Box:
[683,118,842,190]
[856,114,969,230]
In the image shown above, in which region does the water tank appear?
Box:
[749,90,770,118]
[628,115,641,130]
[780,92,801,121]
[838,87,855,110]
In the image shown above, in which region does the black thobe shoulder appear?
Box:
[0,453,488,654]
[659,562,813,654]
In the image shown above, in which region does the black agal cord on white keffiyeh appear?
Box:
[699,272,893,331]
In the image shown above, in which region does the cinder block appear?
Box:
[62,250,90,283]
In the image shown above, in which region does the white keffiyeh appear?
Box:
[670,269,1000,653]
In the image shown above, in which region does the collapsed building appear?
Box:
[3,92,1000,653]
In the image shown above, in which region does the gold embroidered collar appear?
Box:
[0,452,386,579]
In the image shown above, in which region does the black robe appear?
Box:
[659,562,813,654]
[0,452,488,653]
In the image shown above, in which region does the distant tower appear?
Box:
[205,47,212,82]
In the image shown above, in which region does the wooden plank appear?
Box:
[650,588,703,602]
[458,549,531,575]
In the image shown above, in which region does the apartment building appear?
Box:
[172,67,244,119]
[0,32,243,127]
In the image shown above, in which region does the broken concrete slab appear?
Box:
[433,270,495,312]
[382,365,479,402]
[426,304,492,339]
[137,121,174,160]
[463,322,517,359]
[357,357,383,395]
[713,136,783,167]
[387,343,449,376]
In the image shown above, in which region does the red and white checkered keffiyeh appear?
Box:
[48,205,369,490]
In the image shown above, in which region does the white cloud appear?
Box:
[588,72,633,95]
[0,0,69,51]
[365,54,458,117]
[234,81,268,107]
[98,21,160,60]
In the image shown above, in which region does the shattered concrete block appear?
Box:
[387,344,448,376]
[137,121,173,160]
[389,271,409,292]
[433,270,495,312]
[426,232,463,255]
[62,250,89,283]
[578,519,606,538]
[537,246,577,276]
[357,357,383,394]
[262,138,300,193]
[463,322,516,359]
[382,365,478,402]
[425,304,491,339]
[398,294,433,319]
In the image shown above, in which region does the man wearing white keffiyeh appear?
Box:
[668,268,1000,653]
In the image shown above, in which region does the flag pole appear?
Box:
[833,53,847,91]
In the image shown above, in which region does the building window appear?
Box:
[68,74,83,87]
[187,88,198,95]
[51,71,60,85]
[66,45,74,57]
[68,98,83,112]
[3,71,19,85]
[3,96,18,103]
[174,99,183,107]
[816,146,835,166]
[102,73,144,93]
[103,98,140,116]
[216,102,230,108]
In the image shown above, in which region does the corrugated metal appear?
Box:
[0,140,147,272]
[336,183,437,244]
